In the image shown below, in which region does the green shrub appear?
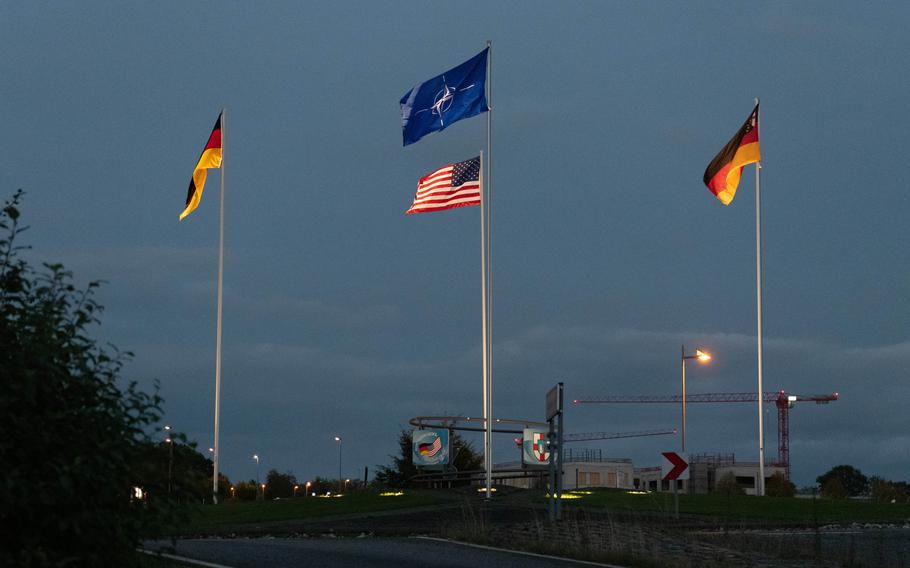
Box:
[0,191,168,566]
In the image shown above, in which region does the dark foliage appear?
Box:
[374,428,483,488]
[264,469,298,499]
[133,431,230,504]
[817,464,869,497]
[765,471,796,497]
[0,191,167,566]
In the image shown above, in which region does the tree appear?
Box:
[765,472,796,497]
[265,469,298,499]
[133,431,229,504]
[713,471,745,497]
[374,429,483,488]
[0,191,168,566]
[820,476,849,499]
[816,465,869,497]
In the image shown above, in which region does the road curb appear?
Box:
[139,548,235,568]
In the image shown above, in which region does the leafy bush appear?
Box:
[765,472,796,497]
[817,465,868,497]
[0,191,168,566]
[713,472,745,496]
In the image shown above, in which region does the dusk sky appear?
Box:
[2,2,907,487]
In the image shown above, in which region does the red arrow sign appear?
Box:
[662,452,688,481]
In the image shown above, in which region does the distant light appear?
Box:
[545,493,581,499]
[208,448,214,453]
[626,490,649,495]
[379,491,404,497]
[334,436,341,442]
[133,486,144,499]
[695,349,712,362]
[164,425,171,431]
[477,487,498,493]
[165,438,172,443]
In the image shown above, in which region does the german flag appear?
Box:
[703,103,760,205]
[179,113,223,220]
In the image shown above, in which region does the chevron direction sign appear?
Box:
[661,452,689,481]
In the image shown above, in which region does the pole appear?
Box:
[212,108,225,505]
[338,438,343,492]
[681,345,686,454]
[754,98,765,497]
[483,39,494,500]
[555,383,564,520]
[479,150,491,499]
[167,439,173,496]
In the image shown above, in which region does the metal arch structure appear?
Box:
[573,391,839,480]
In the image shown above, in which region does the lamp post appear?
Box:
[344,478,350,494]
[253,454,260,500]
[334,436,343,493]
[294,484,299,498]
[681,346,712,453]
[164,425,173,496]
[305,480,312,497]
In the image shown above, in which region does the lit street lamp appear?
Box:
[305,480,312,498]
[681,346,712,453]
[253,454,261,500]
[164,425,173,496]
[334,436,343,493]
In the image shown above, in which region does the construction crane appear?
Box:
[564,428,676,443]
[573,391,838,480]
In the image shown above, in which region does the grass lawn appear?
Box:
[556,488,910,524]
[185,490,455,530]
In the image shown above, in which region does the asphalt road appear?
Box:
[144,537,622,568]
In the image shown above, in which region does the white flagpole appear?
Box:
[754,98,765,497]
[212,108,226,504]
[479,150,490,499]
[484,40,493,499]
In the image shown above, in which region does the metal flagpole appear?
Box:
[212,108,226,504]
[754,98,765,497]
[484,40,493,499]
[479,150,491,499]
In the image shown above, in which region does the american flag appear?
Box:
[406,156,481,214]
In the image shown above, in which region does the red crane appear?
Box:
[573,391,838,480]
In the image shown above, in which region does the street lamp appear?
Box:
[681,346,712,453]
[294,484,299,497]
[344,478,350,493]
[253,454,261,500]
[164,425,173,496]
[305,480,312,498]
[334,436,343,493]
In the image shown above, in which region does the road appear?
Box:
[143,537,623,568]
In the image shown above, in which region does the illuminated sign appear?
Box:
[412,428,450,467]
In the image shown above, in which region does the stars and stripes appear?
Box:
[406,156,481,214]
[418,436,442,457]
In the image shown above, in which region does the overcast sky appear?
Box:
[2,2,907,488]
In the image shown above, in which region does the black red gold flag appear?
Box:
[179,113,223,220]
[703,104,761,205]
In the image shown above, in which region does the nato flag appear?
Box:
[400,48,489,146]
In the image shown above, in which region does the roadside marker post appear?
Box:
[662,451,688,519]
